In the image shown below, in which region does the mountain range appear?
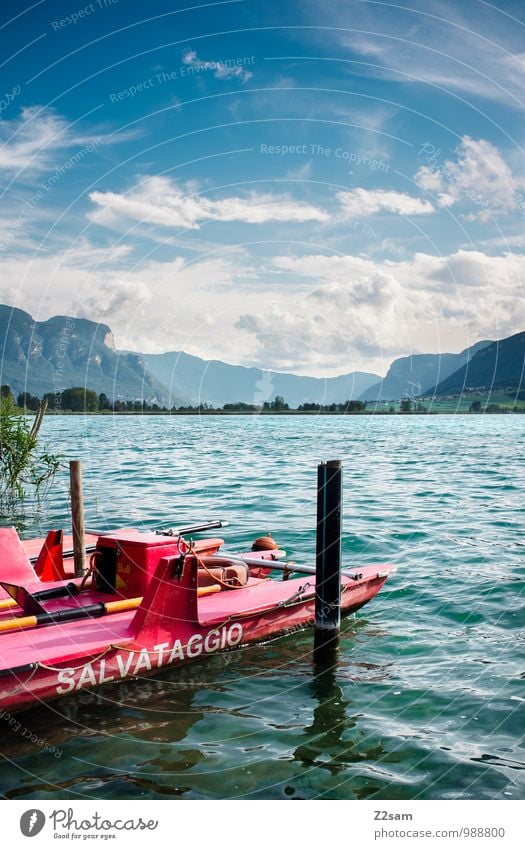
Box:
[141,350,379,408]
[0,304,178,404]
[361,340,492,402]
[427,331,525,396]
[0,304,523,405]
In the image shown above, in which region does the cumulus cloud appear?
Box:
[415,136,525,220]
[237,306,350,368]
[89,177,438,238]
[181,50,253,83]
[89,176,330,230]
[258,249,525,370]
[336,188,434,218]
[2,238,523,375]
[83,278,153,319]
[311,271,400,309]
[237,262,408,369]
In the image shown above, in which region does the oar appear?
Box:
[0,584,220,633]
[213,553,364,581]
[0,580,88,612]
[157,520,229,536]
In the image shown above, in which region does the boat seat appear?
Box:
[0,528,37,597]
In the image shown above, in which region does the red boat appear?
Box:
[0,525,395,713]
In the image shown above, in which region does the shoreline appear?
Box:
[29,408,523,416]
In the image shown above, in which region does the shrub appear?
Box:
[0,396,61,513]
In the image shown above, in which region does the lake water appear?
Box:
[0,414,524,800]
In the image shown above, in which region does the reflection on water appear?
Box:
[294,640,352,776]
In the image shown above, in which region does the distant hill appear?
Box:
[428,331,525,396]
[2,302,521,408]
[141,350,380,408]
[359,341,491,402]
[0,305,178,403]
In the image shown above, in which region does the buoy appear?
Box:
[252,533,278,552]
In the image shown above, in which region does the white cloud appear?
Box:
[181,50,253,83]
[415,136,525,220]
[89,177,435,236]
[0,107,74,173]
[83,277,153,318]
[89,176,330,230]
[0,106,137,176]
[1,239,524,376]
[258,249,525,370]
[336,188,434,218]
[237,307,351,368]
[302,0,525,107]
[414,166,444,194]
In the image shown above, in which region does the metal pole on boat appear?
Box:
[314,459,342,642]
[70,460,86,577]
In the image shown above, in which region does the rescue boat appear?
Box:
[0,525,395,713]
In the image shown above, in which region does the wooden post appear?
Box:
[69,460,86,577]
[315,460,342,640]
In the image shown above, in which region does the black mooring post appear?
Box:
[315,459,343,641]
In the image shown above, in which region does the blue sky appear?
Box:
[0,0,524,376]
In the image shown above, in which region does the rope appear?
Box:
[191,547,247,591]
[2,664,39,697]
[79,551,98,592]
[37,644,114,672]
[13,579,356,680]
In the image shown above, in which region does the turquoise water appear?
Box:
[0,414,524,800]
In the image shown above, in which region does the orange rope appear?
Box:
[192,550,246,590]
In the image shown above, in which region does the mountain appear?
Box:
[359,341,492,402]
[141,350,380,408]
[3,302,519,408]
[0,305,178,403]
[428,331,525,396]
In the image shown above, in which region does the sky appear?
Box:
[0,0,524,377]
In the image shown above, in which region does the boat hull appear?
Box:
[0,569,392,713]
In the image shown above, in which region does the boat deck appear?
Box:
[197,564,388,625]
[0,611,135,671]
[19,532,101,560]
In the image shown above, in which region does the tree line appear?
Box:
[4,386,368,413]
[6,385,522,414]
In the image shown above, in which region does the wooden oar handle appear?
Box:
[0,614,39,632]
[0,583,222,633]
